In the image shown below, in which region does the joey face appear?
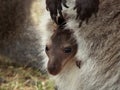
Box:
[45,29,78,75]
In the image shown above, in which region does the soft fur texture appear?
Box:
[40,0,120,90]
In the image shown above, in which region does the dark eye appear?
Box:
[64,47,72,53]
[45,46,49,52]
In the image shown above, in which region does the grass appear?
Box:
[0,58,54,90]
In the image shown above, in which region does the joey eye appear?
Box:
[64,47,72,53]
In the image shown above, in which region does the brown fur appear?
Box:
[46,28,78,75]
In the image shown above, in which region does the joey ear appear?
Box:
[52,16,66,32]
[51,15,66,32]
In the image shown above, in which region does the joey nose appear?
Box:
[48,64,56,72]
[47,63,61,75]
[48,64,56,71]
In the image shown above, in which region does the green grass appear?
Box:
[0,58,54,90]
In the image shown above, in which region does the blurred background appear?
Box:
[0,0,54,89]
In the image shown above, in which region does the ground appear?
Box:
[0,58,54,90]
